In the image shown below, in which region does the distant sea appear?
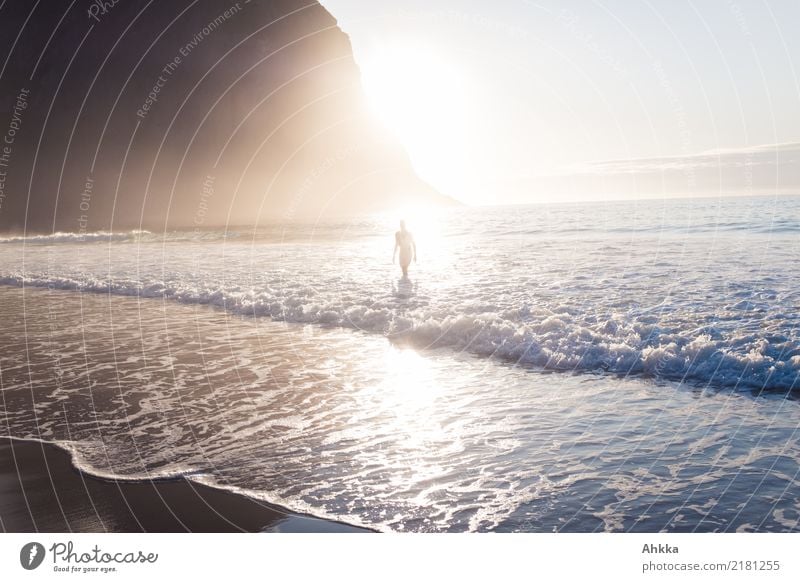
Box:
[1,195,799,531]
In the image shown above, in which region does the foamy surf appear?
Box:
[2,284,799,532]
[1,198,799,393]
[0,230,151,244]
[1,268,797,391]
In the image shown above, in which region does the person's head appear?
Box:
[400,219,407,231]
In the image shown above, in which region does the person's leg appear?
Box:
[402,266,408,278]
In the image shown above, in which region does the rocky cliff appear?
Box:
[0,0,452,232]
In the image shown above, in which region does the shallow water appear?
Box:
[2,196,800,391]
[0,286,798,532]
[1,196,799,531]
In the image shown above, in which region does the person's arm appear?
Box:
[392,235,398,263]
[413,240,417,262]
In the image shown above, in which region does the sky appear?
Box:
[320,0,800,205]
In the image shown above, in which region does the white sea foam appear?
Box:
[1,264,797,390]
[2,276,799,533]
[2,198,800,532]
[0,230,150,244]
[1,200,800,394]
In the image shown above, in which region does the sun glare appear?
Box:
[379,204,442,249]
[358,42,470,195]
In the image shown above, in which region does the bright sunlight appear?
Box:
[357,42,471,200]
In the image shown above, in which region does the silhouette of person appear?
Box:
[393,219,417,278]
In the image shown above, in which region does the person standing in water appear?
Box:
[393,219,417,278]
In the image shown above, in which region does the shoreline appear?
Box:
[0,437,371,533]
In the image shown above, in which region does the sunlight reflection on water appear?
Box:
[2,197,800,531]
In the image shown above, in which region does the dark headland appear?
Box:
[0,0,456,233]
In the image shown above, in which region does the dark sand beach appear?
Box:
[0,437,369,533]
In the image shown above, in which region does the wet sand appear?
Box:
[0,437,369,533]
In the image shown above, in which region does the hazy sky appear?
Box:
[321,0,800,205]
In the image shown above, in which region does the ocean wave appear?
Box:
[497,220,800,236]
[0,228,364,245]
[2,272,797,391]
[0,230,151,244]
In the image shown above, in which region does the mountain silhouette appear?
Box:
[0,0,454,233]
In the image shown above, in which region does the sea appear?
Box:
[1,195,799,532]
